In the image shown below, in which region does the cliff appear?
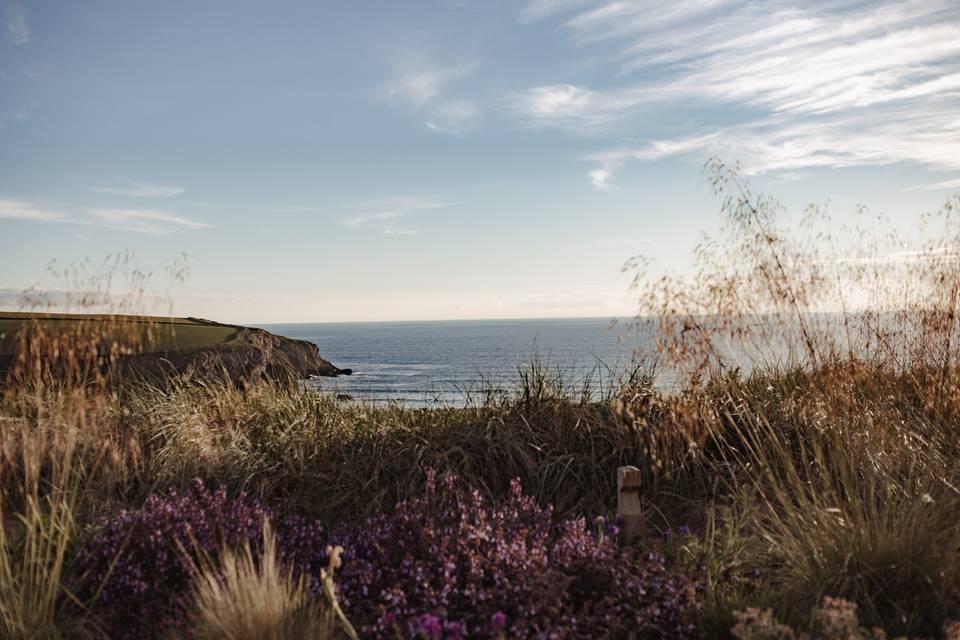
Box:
[150,321,351,382]
[0,313,351,385]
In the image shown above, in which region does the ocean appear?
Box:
[260,317,655,405]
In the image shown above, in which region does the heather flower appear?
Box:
[490,611,507,631]
[78,474,700,639]
[418,613,443,638]
[76,480,272,639]
[326,473,699,638]
[444,620,466,639]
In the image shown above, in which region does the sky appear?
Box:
[1,0,959,323]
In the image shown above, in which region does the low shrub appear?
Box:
[78,475,700,639]
[76,480,271,639]
[326,472,700,638]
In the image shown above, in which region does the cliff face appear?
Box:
[151,327,351,383]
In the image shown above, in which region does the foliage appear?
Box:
[329,472,699,638]
[76,481,271,639]
[173,521,350,640]
[78,476,699,639]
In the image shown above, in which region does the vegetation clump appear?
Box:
[77,482,272,639]
[78,475,699,639]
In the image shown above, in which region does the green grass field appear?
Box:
[0,312,245,354]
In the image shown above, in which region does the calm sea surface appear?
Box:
[259,318,656,405]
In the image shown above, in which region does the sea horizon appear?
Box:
[259,316,653,405]
[254,314,632,327]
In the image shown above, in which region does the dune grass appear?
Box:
[174,521,354,640]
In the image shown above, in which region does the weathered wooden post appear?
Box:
[617,465,643,542]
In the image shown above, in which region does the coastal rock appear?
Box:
[154,324,349,383]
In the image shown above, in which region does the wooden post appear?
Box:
[617,465,643,543]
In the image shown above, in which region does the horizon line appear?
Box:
[254,314,631,326]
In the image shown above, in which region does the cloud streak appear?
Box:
[386,60,481,134]
[512,0,960,188]
[387,62,474,108]
[906,177,960,192]
[87,208,212,234]
[339,197,453,235]
[518,0,590,23]
[0,198,212,234]
[341,210,402,228]
[813,245,960,267]
[0,199,65,222]
[90,180,186,198]
[425,98,482,134]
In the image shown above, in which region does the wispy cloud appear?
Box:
[512,1,960,188]
[425,98,482,134]
[584,102,960,186]
[584,135,718,189]
[509,84,621,133]
[4,0,29,45]
[387,62,474,107]
[341,210,402,228]
[519,0,590,23]
[90,179,186,198]
[87,208,212,234]
[905,177,960,192]
[386,59,481,134]
[813,245,960,267]
[339,197,453,235]
[0,199,65,221]
[342,196,455,211]
[0,198,211,234]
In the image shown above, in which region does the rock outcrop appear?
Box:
[148,324,350,383]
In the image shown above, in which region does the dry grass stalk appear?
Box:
[175,521,352,640]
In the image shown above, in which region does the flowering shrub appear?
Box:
[326,472,699,638]
[78,475,699,639]
[76,480,272,639]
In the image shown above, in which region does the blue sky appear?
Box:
[1,0,959,322]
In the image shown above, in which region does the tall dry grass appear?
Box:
[0,406,101,639]
[174,521,356,640]
[7,252,188,391]
[623,159,960,635]
[0,254,187,639]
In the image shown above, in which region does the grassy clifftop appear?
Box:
[0,312,349,383]
[0,312,242,353]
